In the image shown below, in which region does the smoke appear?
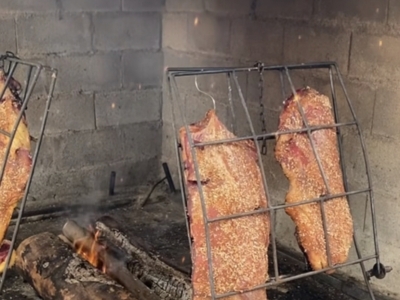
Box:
[64,190,112,229]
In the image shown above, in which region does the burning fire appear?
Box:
[74,229,107,273]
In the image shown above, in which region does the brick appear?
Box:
[230,100,279,137]
[333,80,375,132]
[164,87,229,127]
[48,53,121,93]
[315,0,387,23]
[350,34,400,83]
[123,0,165,11]
[183,90,229,125]
[50,128,124,172]
[29,157,160,205]
[163,49,192,88]
[10,59,50,97]
[205,0,252,15]
[231,19,283,63]
[365,135,400,196]
[161,124,180,186]
[163,49,246,109]
[16,13,91,56]
[372,87,400,138]
[62,0,121,11]
[121,120,162,161]
[0,18,16,54]
[256,0,313,20]
[95,88,161,128]
[283,25,351,74]
[0,0,57,12]
[187,13,231,54]
[246,70,289,112]
[371,190,400,246]
[25,92,96,136]
[164,48,238,69]
[48,121,161,172]
[162,13,188,50]
[340,131,369,188]
[371,241,400,294]
[162,85,177,124]
[389,0,400,25]
[122,50,163,88]
[93,12,161,51]
[161,121,177,163]
[30,135,59,171]
[165,0,204,12]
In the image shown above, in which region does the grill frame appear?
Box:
[0,52,57,294]
[166,61,390,300]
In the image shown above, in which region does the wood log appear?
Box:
[62,220,161,300]
[92,216,193,300]
[15,232,138,300]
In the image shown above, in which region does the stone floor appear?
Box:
[0,187,387,300]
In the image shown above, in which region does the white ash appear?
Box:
[64,253,122,288]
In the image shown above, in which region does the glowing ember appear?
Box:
[74,230,106,273]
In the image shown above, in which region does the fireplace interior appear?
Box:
[0,0,399,299]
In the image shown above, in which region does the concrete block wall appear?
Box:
[162,0,400,297]
[0,1,164,207]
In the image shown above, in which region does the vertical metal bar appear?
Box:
[231,72,280,282]
[333,64,381,269]
[279,71,287,100]
[284,67,333,268]
[167,75,193,256]
[23,66,33,104]
[0,65,54,292]
[0,62,17,109]
[162,162,176,193]
[329,67,376,300]
[109,171,116,196]
[170,75,218,299]
[0,63,37,195]
[171,76,217,298]
[226,73,236,134]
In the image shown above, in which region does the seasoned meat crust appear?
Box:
[275,87,353,273]
[180,109,270,299]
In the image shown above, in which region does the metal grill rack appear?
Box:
[166,61,391,300]
[0,52,57,294]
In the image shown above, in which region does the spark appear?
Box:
[111,102,115,109]
[379,40,383,47]
[194,17,199,26]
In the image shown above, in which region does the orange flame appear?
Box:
[74,229,107,273]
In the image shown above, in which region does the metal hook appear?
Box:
[194,75,216,111]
